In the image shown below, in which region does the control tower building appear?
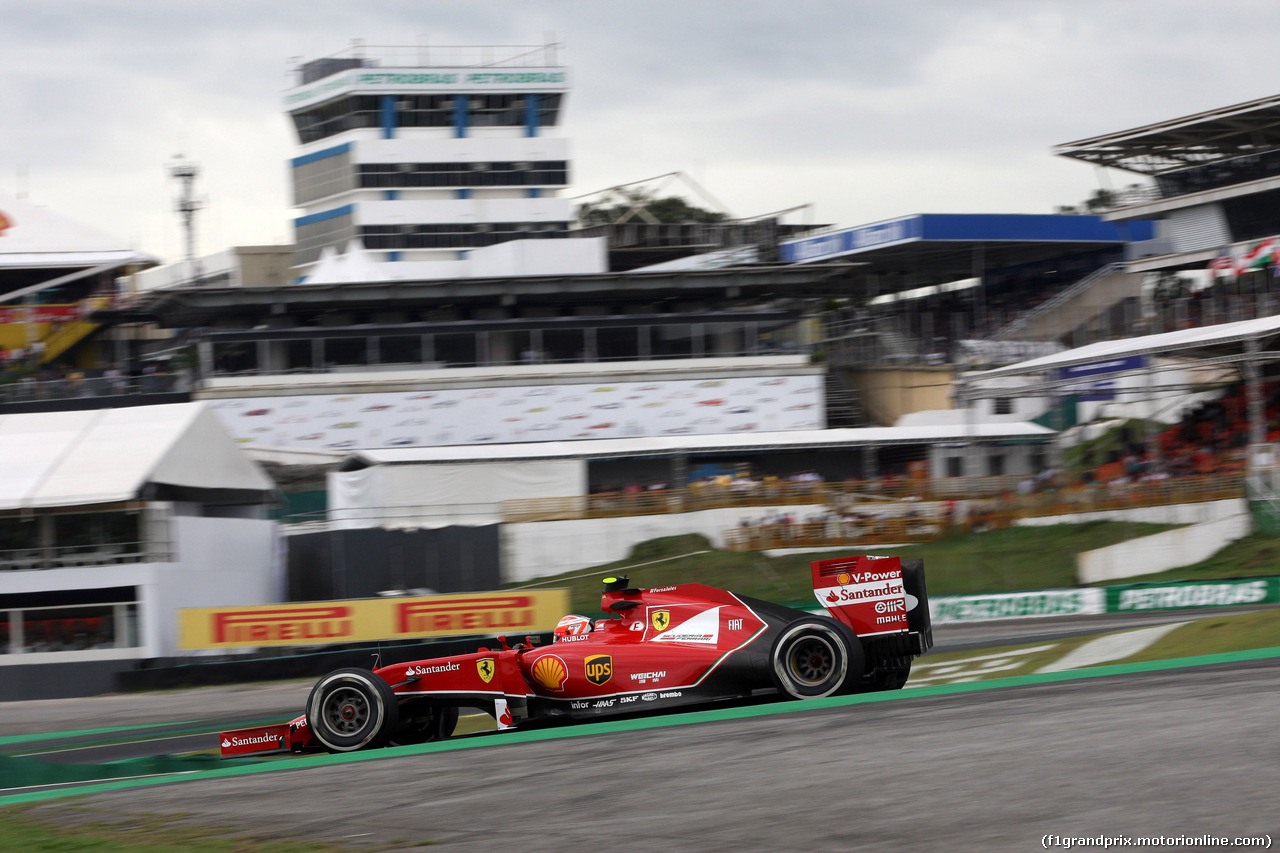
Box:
[283,42,604,282]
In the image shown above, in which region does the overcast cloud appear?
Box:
[4,1,1280,263]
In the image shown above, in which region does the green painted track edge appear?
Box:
[3,644,1278,807]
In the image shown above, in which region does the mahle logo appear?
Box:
[477,659,495,683]
[650,610,671,632]
[584,654,612,686]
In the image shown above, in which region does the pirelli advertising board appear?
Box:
[178,590,569,650]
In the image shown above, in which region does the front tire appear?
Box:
[770,619,862,699]
[306,667,400,753]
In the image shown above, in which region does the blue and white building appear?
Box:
[284,43,606,282]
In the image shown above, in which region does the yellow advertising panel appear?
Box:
[178,589,570,650]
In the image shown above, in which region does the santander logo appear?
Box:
[222,732,278,748]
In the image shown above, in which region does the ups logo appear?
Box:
[584,654,613,686]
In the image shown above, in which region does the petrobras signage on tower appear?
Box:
[780,216,920,263]
[286,66,572,109]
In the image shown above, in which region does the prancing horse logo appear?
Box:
[477,659,495,683]
[650,610,671,632]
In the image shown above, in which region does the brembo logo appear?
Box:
[212,606,353,644]
[397,596,535,634]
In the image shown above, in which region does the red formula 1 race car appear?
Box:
[220,554,932,757]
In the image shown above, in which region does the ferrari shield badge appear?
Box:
[477,658,495,684]
[650,610,671,632]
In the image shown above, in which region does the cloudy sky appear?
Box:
[5,1,1280,264]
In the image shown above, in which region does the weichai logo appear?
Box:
[584,654,612,686]
[212,606,353,644]
[397,596,535,635]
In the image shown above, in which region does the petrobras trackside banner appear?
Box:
[929,589,1105,623]
[1106,578,1279,612]
[178,589,569,649]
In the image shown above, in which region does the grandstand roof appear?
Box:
[1053,92,1280,175]
[107,263,858,328]
[778,214,1151,285]
[340,422,1055,469]
[962,314,1280,398]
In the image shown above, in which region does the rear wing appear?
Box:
[811,555,933,652]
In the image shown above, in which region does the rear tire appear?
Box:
[770,619,862,699]
[306,667,399,753]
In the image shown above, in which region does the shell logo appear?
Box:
[0,211,12,236]
[836,572,851,586]
[530,654,567,692]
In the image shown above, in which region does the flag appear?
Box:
[1238,238,1278,274]
[1207,248,1234,277]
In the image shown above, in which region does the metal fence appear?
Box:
[722,473,1245,552]
[502,473,1243,526]
[0,539,168,571]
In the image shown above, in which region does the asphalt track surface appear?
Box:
[3,613,1278,852]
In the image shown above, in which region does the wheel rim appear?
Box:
[788,636,836,685]
[322,686,371,735]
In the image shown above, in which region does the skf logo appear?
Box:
[651,610,671,632]
[477,659,495,684]
[584,654,612,686]
[211,606,352,644]
[531,655,567,692]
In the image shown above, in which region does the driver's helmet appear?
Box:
[553,614,593,641]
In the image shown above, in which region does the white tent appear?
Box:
[0,191,155,271]
[0,402,275,510]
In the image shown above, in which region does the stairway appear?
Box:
[824,368,871,428]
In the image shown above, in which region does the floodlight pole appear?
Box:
[170,159,203,285]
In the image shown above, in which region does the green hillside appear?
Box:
[510,520,1206,614]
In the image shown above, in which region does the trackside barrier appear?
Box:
[930,577,1280,623]
[1105,577,1280,612]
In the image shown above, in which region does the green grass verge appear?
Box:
[517,521,1182,613]
[1113,608,1280,663]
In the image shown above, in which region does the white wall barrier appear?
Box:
[1076,511,1253,584]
